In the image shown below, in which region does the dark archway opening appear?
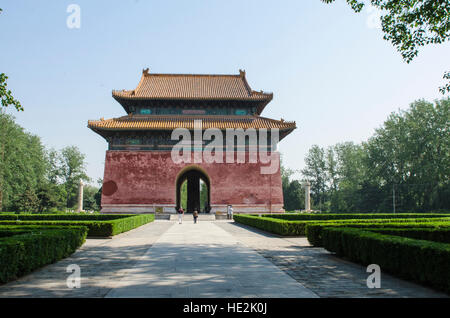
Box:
[176,168,211,213]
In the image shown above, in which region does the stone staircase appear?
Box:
[168,213,218,221]
[154,213,171,220]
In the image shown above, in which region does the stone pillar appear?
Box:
[303,181,311,212]
[76,180,84,213]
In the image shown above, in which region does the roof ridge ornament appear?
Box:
[143,68,150,75]
[239,69,246,77]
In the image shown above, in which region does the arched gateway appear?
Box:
[176,166,210,213]
[88,69,296,215]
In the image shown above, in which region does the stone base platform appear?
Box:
[101,204,284,214]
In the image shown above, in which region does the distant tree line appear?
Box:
[281,164,305,212]
[290,98,449,212]
[0,113,100,212]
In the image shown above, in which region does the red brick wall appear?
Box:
[101,151,283,212]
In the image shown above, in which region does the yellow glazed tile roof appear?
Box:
[88,115,296,131]
[112,69,273,101]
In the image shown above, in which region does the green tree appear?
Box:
[0,9,24,111]
[321,0,450,93]
[94,178,103,210]
[94,187,102,210]
[300,98,449,212]
[284,180,305,211]
[332,142,375,212]
[45,149,63,184]
[326,147,339,193]
[280,156,305,211]
[0,113,47,212]
[325,146,340,211]
[180,181,187,210]
[0,73,23,112]
[0,7,25,211]
[281,158,294,197]
[365,98,450,211]
[14,185,39,213]
[301,145,328,210]
[59,146,90,208]
[36,182,66,213]
[441,72,450,95]
[83,185,100,211]
[199,180,208,212]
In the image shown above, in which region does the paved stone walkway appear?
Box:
[0,220,447,298]
[216,222,448,298]
[106,221,316,298]
[0,220,316,298]
[0,221,173,297]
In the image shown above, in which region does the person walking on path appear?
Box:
[193,209,199,224]
[227,205,233,220]
[177,207,184,224]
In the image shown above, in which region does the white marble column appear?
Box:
[302,181,311,212]
[76,180,84,213]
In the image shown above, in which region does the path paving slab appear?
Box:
[105,221,317,298]
[0,221,173,297]
[215,222,448,298]
[0,219,446,298]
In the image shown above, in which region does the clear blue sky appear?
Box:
[1,0,449,184]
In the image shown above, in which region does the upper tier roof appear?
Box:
[112,69,273,102]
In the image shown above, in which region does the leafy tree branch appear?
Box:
[322,0,450,94]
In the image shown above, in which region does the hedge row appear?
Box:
[0,214,155,237]
[234,214,450,237]
[305,221,450,247]
[368,228,450,244]
[0,214,132,221]
[107,214,155,236]
[320,227,450,293]
[233,215,305,236]
[262,213,450,221]
[0,226,88,283]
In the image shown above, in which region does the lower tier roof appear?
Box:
[88,115,296,132]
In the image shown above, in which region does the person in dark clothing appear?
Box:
[193,209,199,224]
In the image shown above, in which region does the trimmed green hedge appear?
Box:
[263,213,450,221]
[305,221,450,247]
[235,213,450,293]
[234,214,450,237]
[0,226,88,283]
[368,228,450,244]
[0,214,155,237]
[234,215,305,236]
[320,227,450,293]
[0,214,131,221]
